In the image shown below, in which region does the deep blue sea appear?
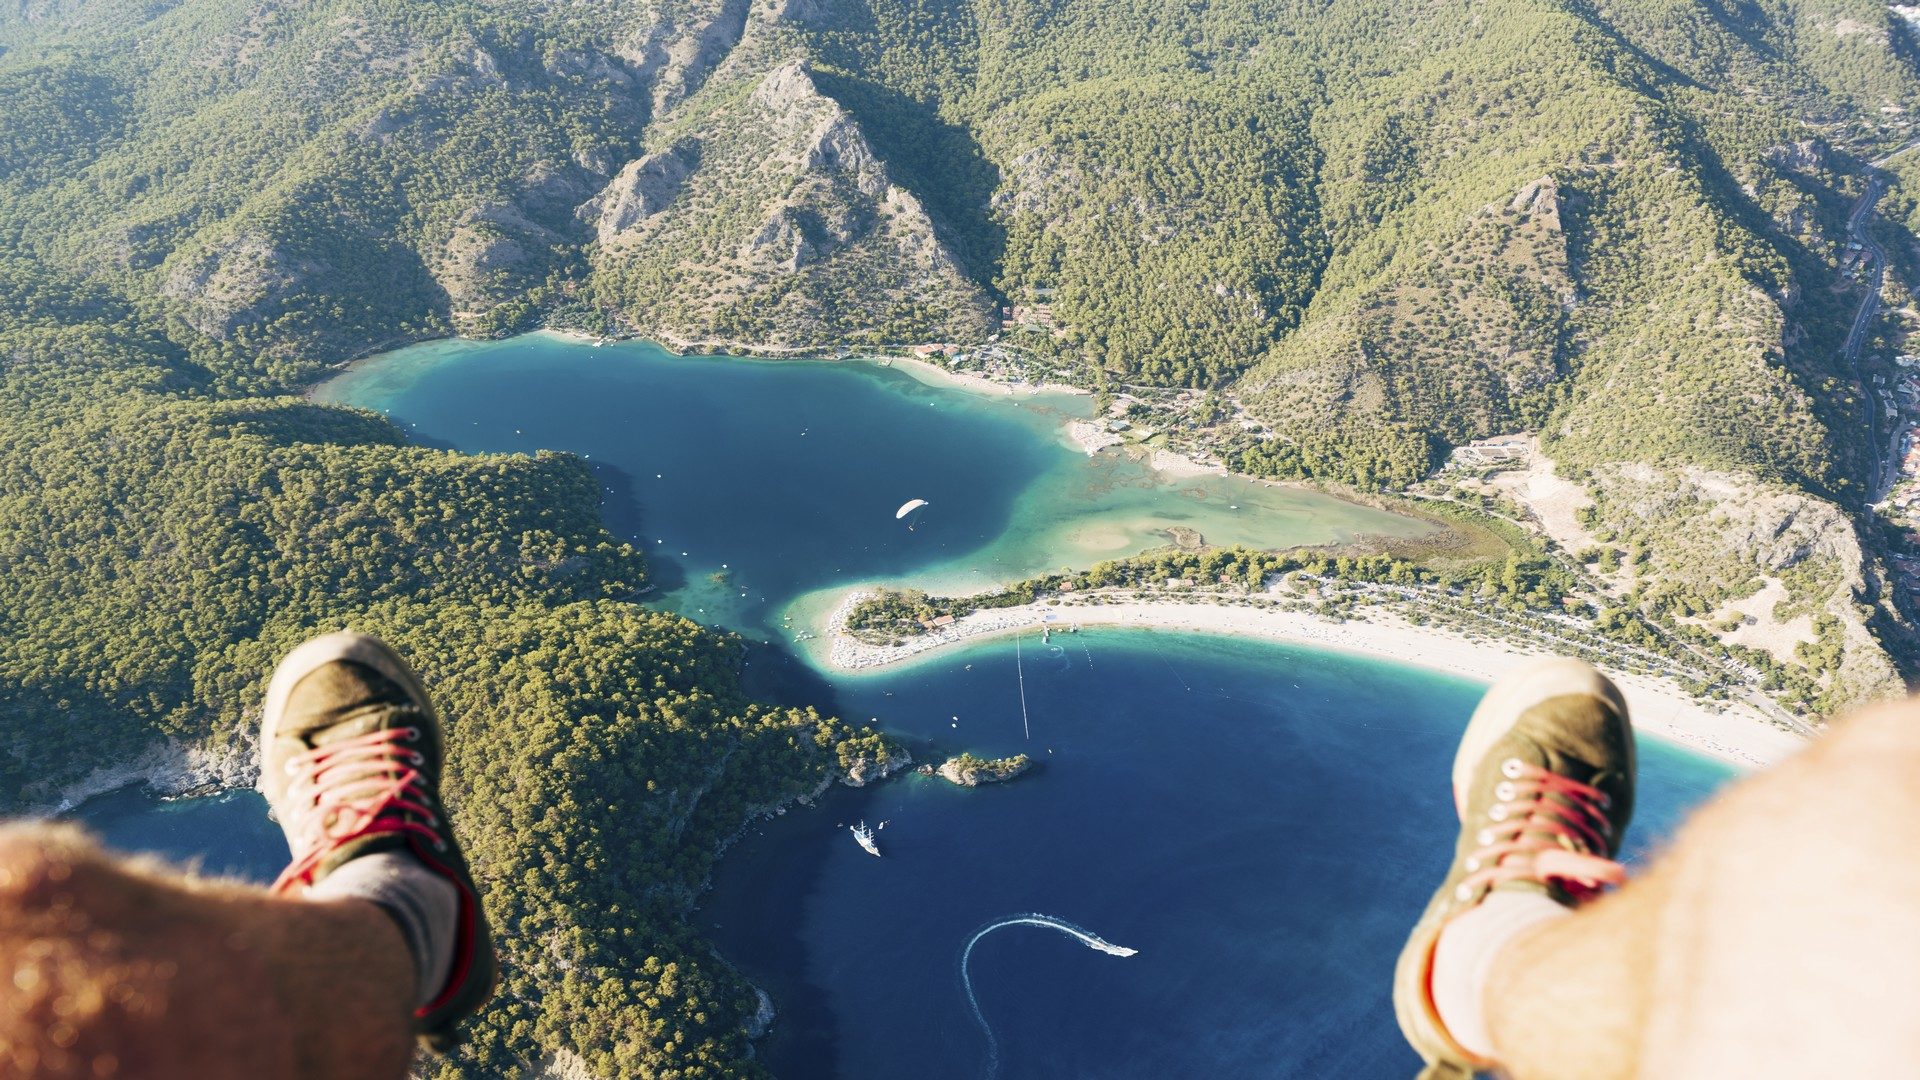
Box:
[74,333,1734,1078]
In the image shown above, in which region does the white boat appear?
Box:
[851,820,881,857]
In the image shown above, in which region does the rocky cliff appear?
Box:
[935,753,1033,787]
[583,53,993,347]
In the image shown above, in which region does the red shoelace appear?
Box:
[1456,757,1625,903]
[272,724,442,895]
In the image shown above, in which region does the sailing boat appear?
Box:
[851,820,881,857]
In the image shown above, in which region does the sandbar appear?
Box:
[817,590,1809,772]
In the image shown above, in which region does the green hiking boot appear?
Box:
[258,631,497,1050]
[1392,658,1636,1079]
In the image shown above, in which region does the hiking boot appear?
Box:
[258,631,496,1050]
[1392,658,1636,1078]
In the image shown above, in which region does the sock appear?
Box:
[1430,890,1569,1059]
[311,849,460,1008]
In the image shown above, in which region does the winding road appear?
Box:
[1843,141,1920,502]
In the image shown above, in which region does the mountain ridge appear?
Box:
[5,0,1920,1073]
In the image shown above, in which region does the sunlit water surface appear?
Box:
[76,333,1732,1078]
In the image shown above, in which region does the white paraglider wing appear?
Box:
[895,499,929,520]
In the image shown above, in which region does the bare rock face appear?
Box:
[770,0,832,26]
[521,1049,600,1080]
[427,203,557,311]
[544,48,637,89]
[1510,175,1561,224]
[744,988,776,1040]
[24,736,256,817]
[742,207,814,269]
[842,747,912,787]
[747,61,888,199]
[161,234,322,340]
[1764,139,1830,174]
[615,0,752,117]
[1591,463,1905,713]
[583,53,994,345]
[583,140,700,243]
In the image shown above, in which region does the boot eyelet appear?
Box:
[1598,792,1612,810]
[1495,781,1516,801]
[1454,883,1474,902]
[1465,857,1480,872]
[404,727,422,742]
[425,815,438,827]
[410,753,425,766]
[433,838,449,852]
[284,759,302,775]
[1476,828,1495,845]
[1501,758,1524,779]
[1488,804,1509,822]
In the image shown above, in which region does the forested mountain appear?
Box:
[3,0,1919,1072]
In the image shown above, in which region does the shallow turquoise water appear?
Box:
[313,334,1428,636]
[75,333,1734,1078]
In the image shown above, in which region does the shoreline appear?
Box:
[819,591,1808,771]
[880,353,1091,400]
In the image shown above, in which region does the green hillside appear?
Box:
[0,253,902,1075]
[3,0,1919,1071]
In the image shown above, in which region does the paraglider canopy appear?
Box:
[895,499,929,520]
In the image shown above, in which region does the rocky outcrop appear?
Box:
[749,62,888,199]
[161,233,321,340]
[428,203,557,311]
[1509,175,1562,225]
[1764,139,1830,174]
[584,141,700,243]
[1588,463,1905,713]
[583,53,994,344]
[614,0,752,117]
[744,987,775,1039]
[521,1049,600,1080]
[842,746,912,787]
[20,736,256,817]
[934,753,1033,787]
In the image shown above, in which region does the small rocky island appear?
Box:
[929,752,1033,787]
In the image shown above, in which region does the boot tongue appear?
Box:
[1519,695,1635,840]
[287,662,409,746]
[305,706,397,749]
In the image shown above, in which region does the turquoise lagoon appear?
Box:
[78,333,1734,1078]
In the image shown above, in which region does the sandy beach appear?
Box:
[820,590,1808,771]
[1147,446,1228,478]
[885,354,1090,399]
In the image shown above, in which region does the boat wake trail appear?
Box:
[1014,633,1031,740]
[960,914,1139,1077]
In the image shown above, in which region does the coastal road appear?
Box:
[1842,172,1890,498]
[1846,141,1920,502]
[1402,490,1818,738]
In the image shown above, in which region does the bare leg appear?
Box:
[0,823,414,1080]
[1486,697,1920,1078]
